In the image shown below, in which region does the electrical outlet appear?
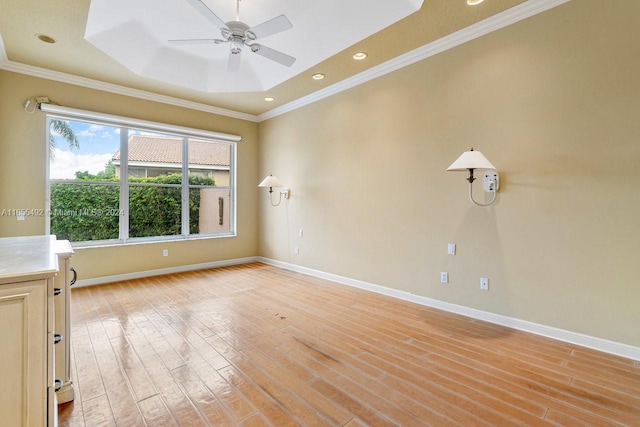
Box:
[162,249,168,257]
[299,229,303,238]
[295,247,300,255]
[480,277,489,291]
[440,272,448,284]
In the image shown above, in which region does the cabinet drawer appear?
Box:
[47,277,55,333]
[47,332,56,387]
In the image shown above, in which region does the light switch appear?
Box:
[448,243,456,255]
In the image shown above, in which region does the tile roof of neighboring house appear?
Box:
[112,135,230,167]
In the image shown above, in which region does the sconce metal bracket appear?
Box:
[483,172,499,192]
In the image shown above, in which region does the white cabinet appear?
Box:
[53,240,75,404]
[0,279,51,427]
[0,235,70,427]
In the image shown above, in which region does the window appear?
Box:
[46,107,238,246]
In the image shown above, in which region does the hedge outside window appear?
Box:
[47,117,235,246]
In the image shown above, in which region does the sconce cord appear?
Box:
[268,188,283,207]
[468,180,497,207]
[269,192,283,207]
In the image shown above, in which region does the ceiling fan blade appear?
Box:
[249,44,296,67]
[227,51,241,72]
[185,0,229,30]
[168,38,225,45]
[247,15,292,40]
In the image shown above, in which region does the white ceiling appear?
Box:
[1,0,561,117]
[85,0,423,93]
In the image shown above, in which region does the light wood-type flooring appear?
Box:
[58,262,640,426]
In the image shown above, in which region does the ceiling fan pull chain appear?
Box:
[236,0,240,21]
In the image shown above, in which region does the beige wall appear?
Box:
[0,71,259,279]
[1,0,638,348]
[258,0,640,347]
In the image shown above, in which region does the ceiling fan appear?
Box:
[170,0,296,72]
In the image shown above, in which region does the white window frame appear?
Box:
[43,104,240,247]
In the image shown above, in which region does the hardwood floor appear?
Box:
[58,262,640,426]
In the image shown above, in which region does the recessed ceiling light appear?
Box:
[467,0,485,5]
[312,73,325,80]
[353,52,368,60]
[36,34,56,44]
[264,97,275,102]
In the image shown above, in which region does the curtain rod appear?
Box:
[38,103,242,143]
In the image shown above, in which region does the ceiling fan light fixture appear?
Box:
[230,38,243,54]
[353,52,368,60]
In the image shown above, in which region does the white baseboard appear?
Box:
[73,256,259,288]
[73,255,639,361]
[258,257,640,361]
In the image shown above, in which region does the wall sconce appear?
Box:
[258,175,290,206]
[447,148,499,206]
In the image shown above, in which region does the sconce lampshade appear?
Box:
[447,149,496,171]
[258,175,283,188]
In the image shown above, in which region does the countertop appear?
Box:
[0,235,60,284]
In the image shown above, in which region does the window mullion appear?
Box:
[182,136,189,237]
[120,127,129,242]
[229,141,236,233]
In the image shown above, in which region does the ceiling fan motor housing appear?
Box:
[224,21,251,39]
[173,0,296,71]
[224,21,251,54]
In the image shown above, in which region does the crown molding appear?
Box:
[0,43,258,123]
[1,0,569,123]
[258,0,570,121]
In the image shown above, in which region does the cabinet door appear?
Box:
[0,280,48,427]
[54,254,75,404]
